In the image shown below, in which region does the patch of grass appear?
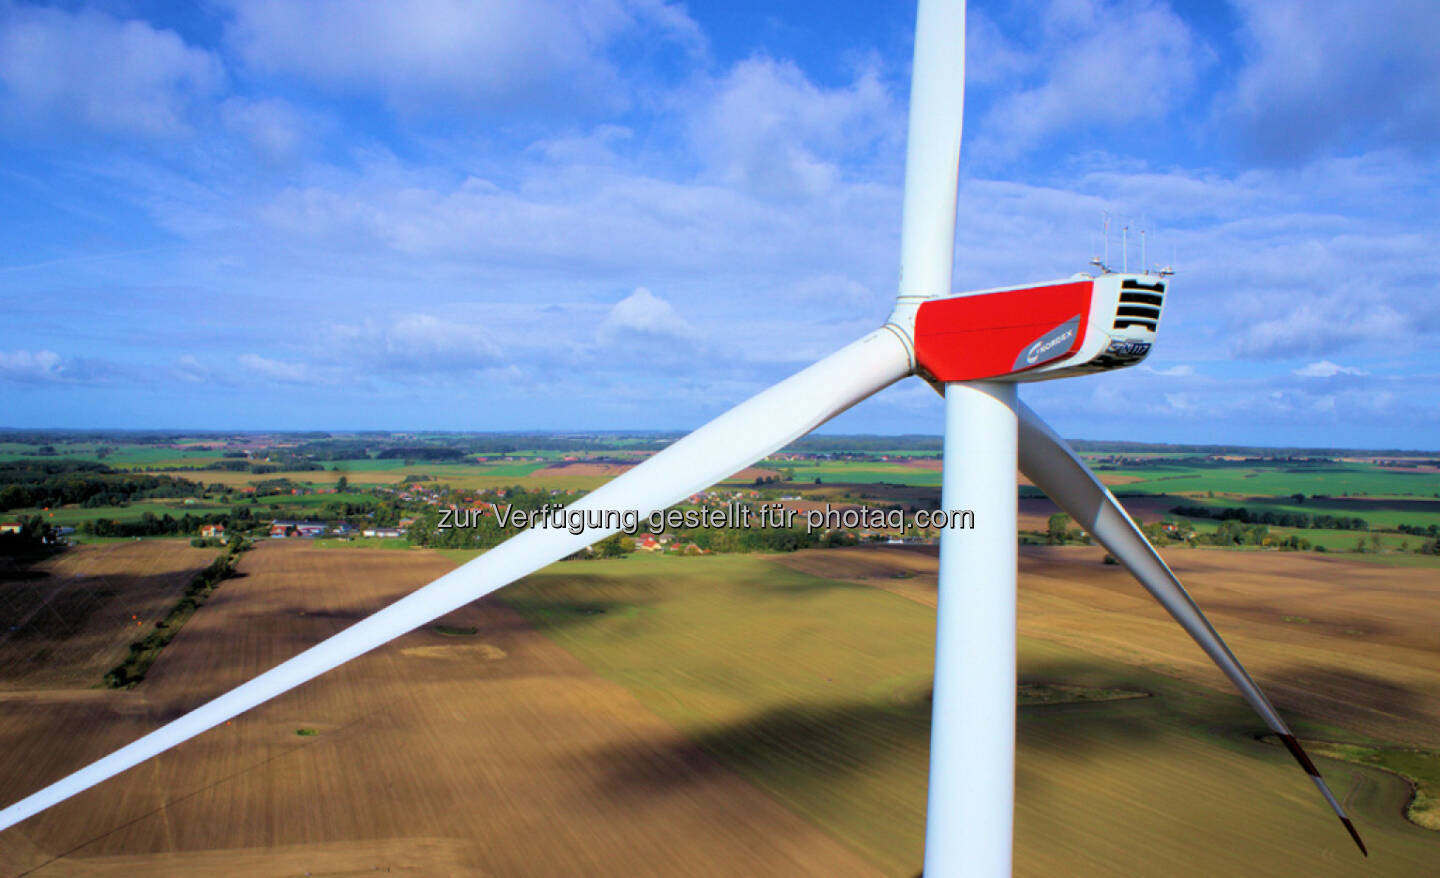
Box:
[1299,740,1440,831]
[295,728,320,737]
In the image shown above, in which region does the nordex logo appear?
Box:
[1015,316,1080,371]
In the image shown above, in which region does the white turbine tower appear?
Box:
[0,0,1367,872]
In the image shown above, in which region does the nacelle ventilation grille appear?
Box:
[1114,279,1165,331]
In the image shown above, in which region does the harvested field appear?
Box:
[0,543,880,878]
[536,461,632,477]
[773,544,1440,748]
[538,461,781,484]
[0,542,218,690]
[499,553,1440,876]
[155,469,406,488]
[1016,495,1179,531]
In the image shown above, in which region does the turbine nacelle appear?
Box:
[912,272,1165,383]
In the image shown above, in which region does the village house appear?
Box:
[268,520,327,538]
[200,524,225,539]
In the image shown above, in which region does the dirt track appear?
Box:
[0,543,880,878]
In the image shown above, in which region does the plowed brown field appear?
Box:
[0,543,880,878]
[0,542,218,691]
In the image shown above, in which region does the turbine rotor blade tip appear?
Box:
[1342,817,1369,857]
[1279,733,1368,857]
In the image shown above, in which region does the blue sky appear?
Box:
[1,0,1437,449]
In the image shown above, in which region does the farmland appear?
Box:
[2,535,1428,869]
[1079,459,1440,499]
[2,430,1439,875]
[0,542,218,691]
[3,539,1436,875]
[0,544,881,878]
[499,550,1440,876]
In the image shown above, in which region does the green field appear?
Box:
[0,443,227,468]
[1099,461,1440,498]
[436,552,1439,876]
[761,460,942,487]
[1171,518,1421,553]
[1175,496,1440,530]
[759,457,1440,495]
[320,458,550,477]
[9,500,231,527]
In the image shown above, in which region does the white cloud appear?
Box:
[598,287,694,341]
[0,349,63,381]
[174,355,212,383]
[1293,360,1368,378]
[328,313,504,374]
[222,0,699,115]
[1230,293,1406,359]
[688,55,899,200]
[220,97,311,164]
[972,0,1205,161]
[1219,0,1440,161]
[0,2,222,138]
[0,349,116,383]
[1147,364,1194,377]
[238,352,311,384]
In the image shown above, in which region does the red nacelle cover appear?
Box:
[913,280,1092,382]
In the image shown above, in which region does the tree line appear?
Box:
[1170,504,1368,530]
[0,461,205,511]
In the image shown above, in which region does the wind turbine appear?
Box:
[0,0,1366,873]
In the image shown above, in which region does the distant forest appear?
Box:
[1,429,1437,460]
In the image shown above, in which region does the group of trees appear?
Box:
[104,538,250,688]
[1044,513,1091,545]
[377,446,468,461]
[80,511,231,538]
[0,461,205,512]
[678,523,820,553]
[0,515,59,555]
[1197,519,1272,547]
[1171,504,1368,531]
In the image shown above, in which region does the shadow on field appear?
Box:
[501,597,644,628]
[588,665,1170,797]
[752,574,873,596]
[496,576,663,632]
[587,696,930,793]
[0,567,202,663]
[1271,664,1430,726]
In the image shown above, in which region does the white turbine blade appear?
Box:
[0,329,911,834]
[896,0,966,302]
[1015,401,1367,856]
[887,0,966,369]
